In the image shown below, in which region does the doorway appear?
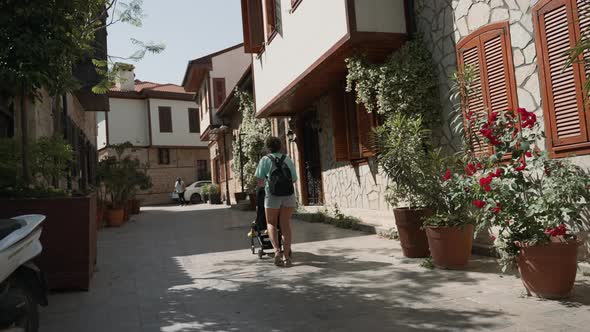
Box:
[300,111,324,206]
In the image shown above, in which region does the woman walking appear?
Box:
[255,136,298,267]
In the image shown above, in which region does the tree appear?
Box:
[0,0,164,185]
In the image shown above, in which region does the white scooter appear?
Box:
[0,215,48,332]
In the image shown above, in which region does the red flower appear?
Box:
[490,235,497,241]
[491,202,502,214]
[442,169,452,181]
[473,200,486,209]
[544,224,567,237]
[465,163,477,176]
[517,107,537,128]
[493,168,503,178]
[515,159,527,172]
[479,175,493,192]
[489,111,499,123]
[476,163,483,169]
[525,151,532,158]
[466,110,475,121]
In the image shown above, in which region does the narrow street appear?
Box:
[40,206,590,332]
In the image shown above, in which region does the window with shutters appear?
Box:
[212,78,226,108]
[534,0,590,157]
[158,106,173,133]
[241,0,265,53]
[331,87,378,162]
[188,108,199,133]
[456,22,518,155]
[158,148,170,165]
[265,0,282,43]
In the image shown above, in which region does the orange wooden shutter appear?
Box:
[458,38,491,155]
[357,104,377,158]
[330,88,349,161]
[158,107,172,133]
[213,78,226,108]
[535,0,588,148]
[457,22,517,155]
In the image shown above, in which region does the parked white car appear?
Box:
[171,180,212,204]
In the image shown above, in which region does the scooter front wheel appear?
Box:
[0,281,39,332]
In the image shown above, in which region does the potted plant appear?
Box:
[209,184,222,204]
[345,39,441,258]
[423,157,478,269]
[376,114,440,258]
[201,184,210,203]
[471,108,590,298]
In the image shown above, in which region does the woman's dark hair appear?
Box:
[265,136,282,153]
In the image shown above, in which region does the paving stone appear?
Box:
[39,205,590,332]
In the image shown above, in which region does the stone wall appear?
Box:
[415,0,590,261]
[315,95,391,221]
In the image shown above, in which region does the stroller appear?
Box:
[249,187,282,258]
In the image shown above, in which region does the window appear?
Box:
[331,88,378,162]
[158,148,170,165]
[158,106,173,133]
[197,160,208,180]
[213,78,226,108]
[534,0,590,156]
[265,0,282,41]
[456,22,518,155]
[188,108,199,133]
[291,0,302,11]
[241,0,265,53]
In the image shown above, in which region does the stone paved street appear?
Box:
[40,205,590,332]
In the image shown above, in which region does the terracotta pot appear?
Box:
[426,224,474,269]
[105,207,125,227]
[393,208,431,258]
[209,193,222,205]
[248,193,257,210]
[517,239,582,299]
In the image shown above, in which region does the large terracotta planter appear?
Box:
[235,192,247,202]
[209,193,222,205]
[0,194,97,290]
[393,208,431,258]
[517,239,582,299]
[105,207,125,227]
[426,224,474,269]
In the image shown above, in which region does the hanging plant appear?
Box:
[232,89,271,193]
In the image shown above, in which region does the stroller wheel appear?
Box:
[251,245,255,254]
[258,249,264,259]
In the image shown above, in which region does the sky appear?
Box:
[107,0,244,85]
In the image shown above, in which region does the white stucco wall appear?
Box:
[355,0,406,33]
[198,79,212,134]
[97,111,107,149]
[210,47,251,110]
[253,0,349,113]
[149,98,207,147]
[108,98,149,146]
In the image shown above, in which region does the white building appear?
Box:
[182,43,251,202]
[98,66,210,205]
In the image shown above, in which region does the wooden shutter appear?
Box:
[265,0,277,37]
[346,92,361,159]
[241,0,265,53]
[330,88,349,161]
[535,0,588,148]
[188,108,199,133]
[213,78,226,108]
[158,106,172,133]
[357,104,377,158]
[457,22,517,155]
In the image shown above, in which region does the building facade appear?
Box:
[182,44,252,204]
[99,67,210,205]
[240,0,408,224]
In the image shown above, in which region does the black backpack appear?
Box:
[267,154,294,196]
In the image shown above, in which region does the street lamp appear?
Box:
[219,124,231,206]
